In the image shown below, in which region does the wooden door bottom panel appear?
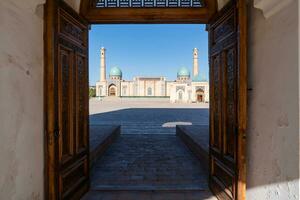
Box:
[60,156,89,199]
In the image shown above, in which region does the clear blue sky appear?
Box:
[89,24,208,86]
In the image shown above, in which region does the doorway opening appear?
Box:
[196,88,205,102]
[87,23,211,199]
[44,1,247,199]
[108,84,117,96]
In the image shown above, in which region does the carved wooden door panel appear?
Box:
[45,1,89,199]
[208,1,247,200]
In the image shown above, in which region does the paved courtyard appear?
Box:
[91,135,207,189]
[85,99,214,200]
[89,99,209,135]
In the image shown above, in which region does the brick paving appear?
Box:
[91,135,208,189]
[90,105,209,135]
[82,101,215,199]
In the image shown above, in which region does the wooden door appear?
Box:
[208,1,247,200]
[45,0,89,199]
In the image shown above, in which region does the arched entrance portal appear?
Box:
[196,88,204,102]
[108,85,117,96]
[176,90,184,103]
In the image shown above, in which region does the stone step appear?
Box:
[82,190,218,200]
[91,184,208,191]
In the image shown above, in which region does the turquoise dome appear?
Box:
[192,74,208,82]
[177,67,190,77]
[109,67,122,77]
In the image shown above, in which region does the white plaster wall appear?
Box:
[204,84,209,102]
[166,81,172,96]
[0,0,45,199]
[96,81,107,96]
[191,82,209,102]
[128,81,134,96]
[0,1,82,199]
[247,0,299,199]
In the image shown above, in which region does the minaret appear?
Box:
[193,48,199,77]
[100,47,106,81]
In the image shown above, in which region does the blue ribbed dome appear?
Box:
[109,67,122,77]
[177,67,190,77]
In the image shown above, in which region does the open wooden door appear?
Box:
[208,0,247,200]
[45,0,89,199]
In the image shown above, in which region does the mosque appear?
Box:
[95,47,209,103]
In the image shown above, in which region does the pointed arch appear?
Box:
[108,84,117,96]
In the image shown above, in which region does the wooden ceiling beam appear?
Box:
[80,0,218,24]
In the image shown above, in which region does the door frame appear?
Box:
[44,0,247,199]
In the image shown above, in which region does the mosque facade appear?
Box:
[95,47,209,103]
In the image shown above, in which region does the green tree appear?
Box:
[89,87,96,98]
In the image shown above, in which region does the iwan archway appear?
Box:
[196,88,205,102]
[44,0,247,199]
[108,84,117,96]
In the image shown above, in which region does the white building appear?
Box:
[96,47,209,103]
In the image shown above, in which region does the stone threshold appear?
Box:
[91,184,209,191]
[82,190,218,200]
